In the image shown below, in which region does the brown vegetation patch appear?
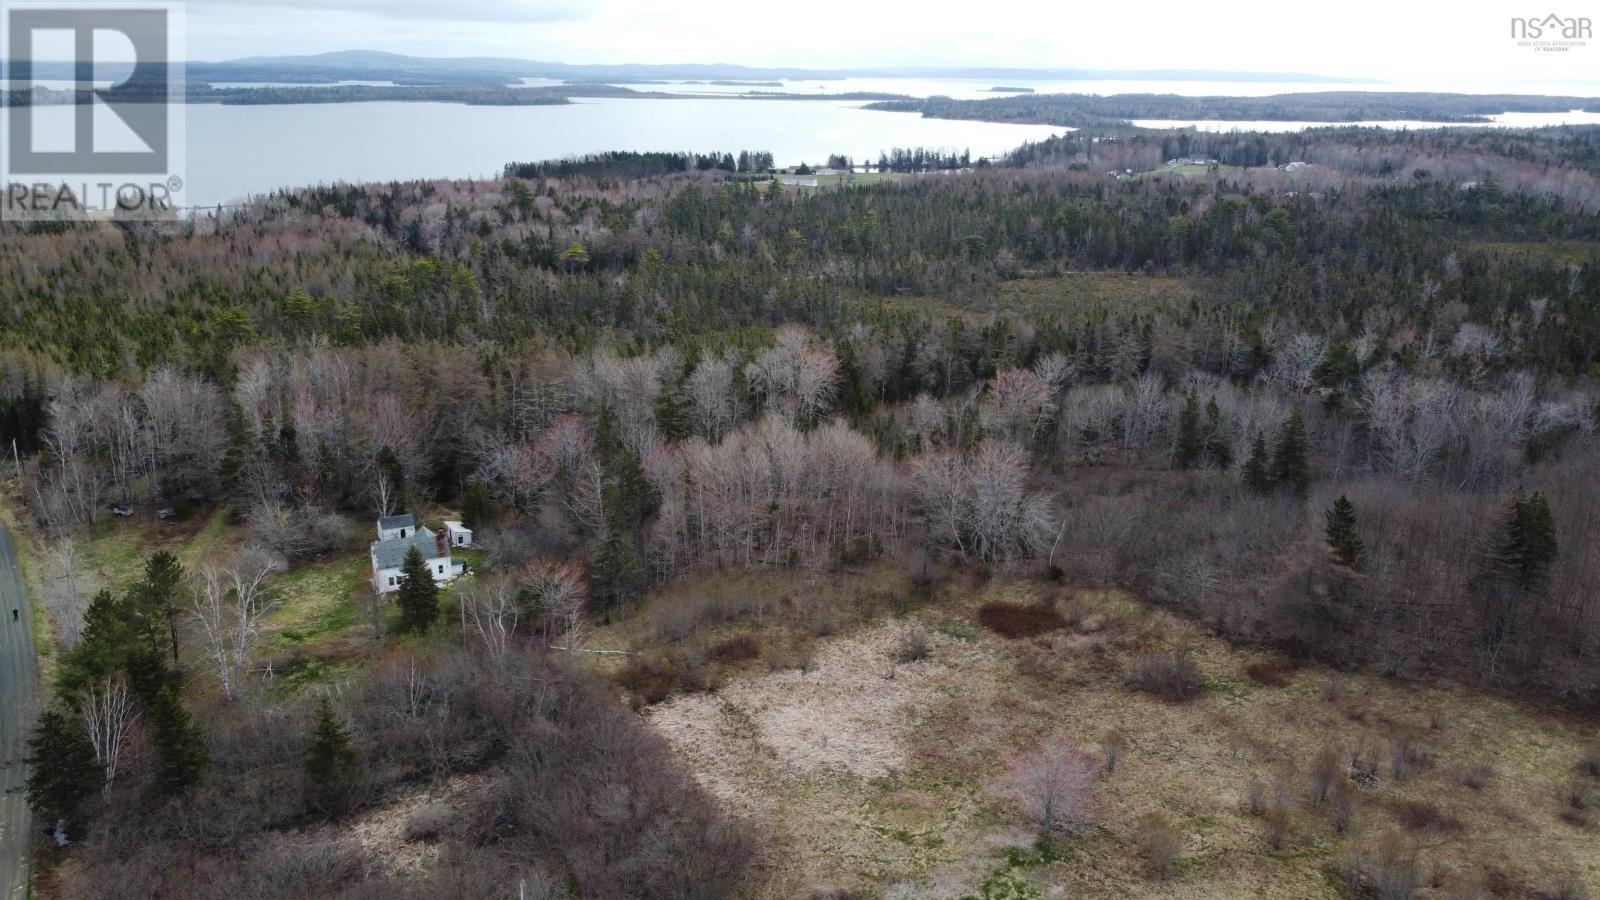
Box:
[1244,656,1299,687]
[977,601,1065,639]
[710,634,761,664]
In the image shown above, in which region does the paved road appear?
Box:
[0,524,36,900]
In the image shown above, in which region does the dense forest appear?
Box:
[6,125,1600,895]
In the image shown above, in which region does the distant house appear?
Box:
[779,175,817,187]
[370,514,462,595]
[444,520,474,548]
[377,512,417,541]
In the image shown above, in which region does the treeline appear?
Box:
[504,149,775,180]
[876,146,974,172]
[867,91,1600,127]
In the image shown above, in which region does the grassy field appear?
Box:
[1138,163,1250,180]
[851,272,1200,326]
[633,574,1600,899]
[1470,240,1600,266]
[812,172,907,188]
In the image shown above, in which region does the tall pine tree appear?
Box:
[149,687,208,794]
[1204,397,1232,469]
[395,545,440,634]
[1174,393,1202,469]
[1325,495,1363,570]
[25,707,102,834]
[305,695,360,816]
[1492,490,1559,590]
[1242,434,1273,494]
[1270,407,1311,497]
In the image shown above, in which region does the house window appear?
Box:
[388,576,395,586]
[436,564,444,574]
[400,528,407,538]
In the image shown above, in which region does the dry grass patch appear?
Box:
[636,576,1600,899]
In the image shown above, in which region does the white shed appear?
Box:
[444,520,473,548]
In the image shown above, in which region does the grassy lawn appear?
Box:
[813,172,907,188]
[1138,162,1250,179]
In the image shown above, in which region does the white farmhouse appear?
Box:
[377,512,417,541]
[370,515,463,595]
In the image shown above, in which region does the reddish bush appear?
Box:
[1245,657,1299,687]
[1387,799,1461,833]
[708,635,760,664]
[978,601,1066,639]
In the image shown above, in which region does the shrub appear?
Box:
[1245,656,1298,687]
[403,802,457,842]
[1133,812,1181,879]
[709,635,760,664]
[1003,736,1098,836]
[1582,740,1600,779]
[1100,729,1127,774]
[1127,651,1204,702]
[1452,762,1495,791]
[893,624,931,663]
[616,650,716,707]
[1263,803,1292,850]
[1388,799,1461,833]
[1246,779,1269,817]
[1341,834,1421,900]
[977,601,1066,639]
[1328,779,1357,833]
[1309,745,1343,803]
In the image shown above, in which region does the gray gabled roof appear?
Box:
[371,527,443,569]
[377,512,416,531]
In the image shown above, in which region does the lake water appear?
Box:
[5,75,1600,209]
[6,97,1068,207]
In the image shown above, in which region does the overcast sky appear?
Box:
[182,0,1597,86]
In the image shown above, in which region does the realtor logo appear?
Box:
[2,1,185,220]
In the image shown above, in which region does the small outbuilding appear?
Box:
[444,520,474,548]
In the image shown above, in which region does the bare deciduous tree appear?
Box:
[79,677,139,800]
[1004,736,1099,835]
[192,546,283,701]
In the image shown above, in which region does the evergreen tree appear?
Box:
[653,383,691,443]
[594,405,660,528]
[304,695,360,816]
[1203,397,1232,469]
[1492,490,1559,590]
[127,551,184,668]
[376,445,406,510]
[589,523,647,615]
[1174,392,1202,469]
[461,481,492,531]
[394,545,440,634]
[1242,434,1273,494]
[25,706,102,831]
[1270,406,1311,496]
[149,688,208,794]
[1325,495,1363,570]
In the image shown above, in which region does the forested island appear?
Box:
[868,90,1600,126]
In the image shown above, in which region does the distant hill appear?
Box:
[186,51,1364,86]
